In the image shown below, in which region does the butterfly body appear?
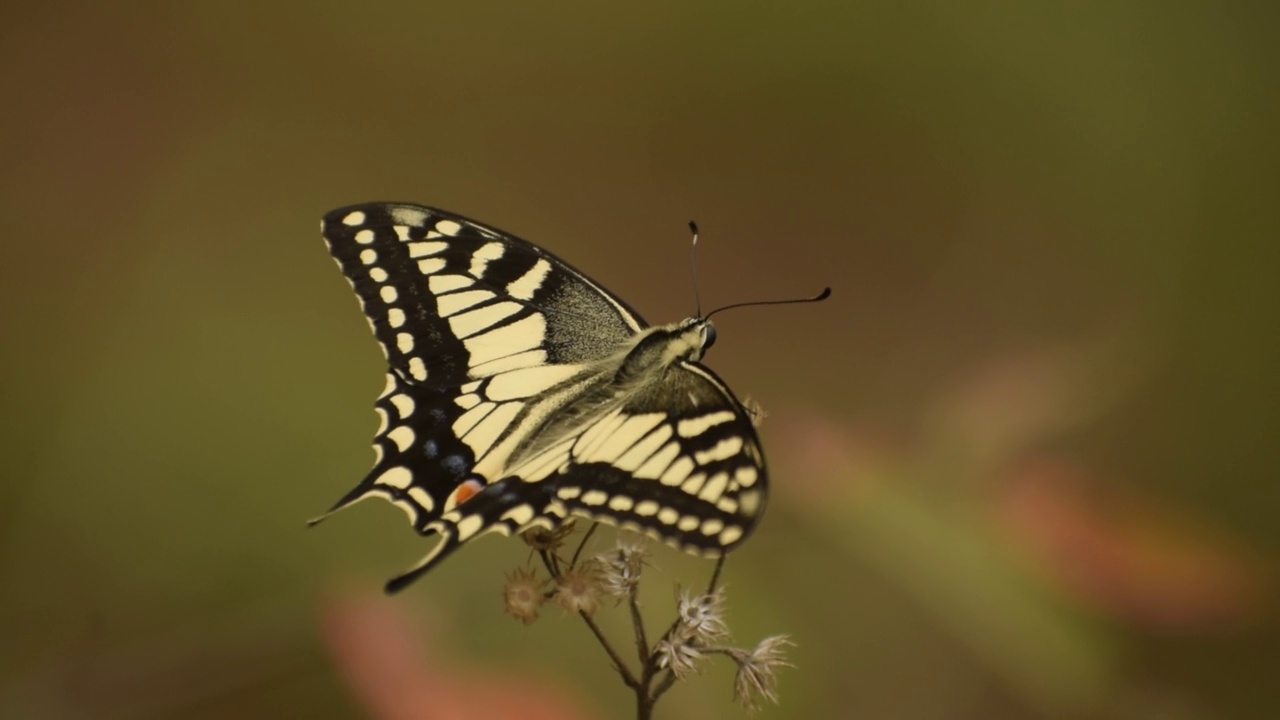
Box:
[316,203,767,592]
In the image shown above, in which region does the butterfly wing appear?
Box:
[315,202,647,534]
[382,359,767,591]
[533,360,767,554]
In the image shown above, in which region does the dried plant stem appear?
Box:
[568,523,599,568]
[540,537,731,720]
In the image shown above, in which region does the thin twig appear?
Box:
[537,548,640,689]
[628,584,650,678]
[651,668,679,702]
[569,522,599,569]
[578,610,642,689]
[707,555,725,592]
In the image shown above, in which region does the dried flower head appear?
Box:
[520,520,577,552]
[731,635,795,709]
[655,635,705,679]
[502,566,547,625]
[555,560,604,616]
[675,586,730,644]
[597,540,648,597]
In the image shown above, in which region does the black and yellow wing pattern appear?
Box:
[315,202,767,592]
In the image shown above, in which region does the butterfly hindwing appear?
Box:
[516,360,767,556]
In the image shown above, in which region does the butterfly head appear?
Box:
[675,317,717,362]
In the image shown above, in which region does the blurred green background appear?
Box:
[2,2,1276,718]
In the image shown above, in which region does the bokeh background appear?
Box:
[2,2,1276,719]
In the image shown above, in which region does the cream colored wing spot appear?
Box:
[716,497,739,514]
[355,229,375,244]
[369,268,389,283]
[434,219,462,236]
[375,466,412,489]
[374,406,390,435]
[737,490,762,515]
[677,410,736,438]
[469,349,547,377]
[507,258,552,300]
[680,473,706,495]
[387,308,406,328]
[461,402,522,458]
[342,210,366,226]
[469,241,505,278]
[378,373,398,399]
[700,518,724,536]
[393,226,411,241]
[734,466,759,488]
[634,500,660,516]
[719,526,744,546]
[677,515,700,532]
[407,357,428,381]
[607,495,634,512]
[428,274,472,293]
[580,490,608,506]
[462,315,546,367]
[697,472,730,501]
[407,487,435,513]
[387,425,416,452]
[634,441,680,480]
[417,258,446,275]
[502,504,536,526]
[437,289,495,318]
[390,206,428,226]
[694,436,744,464]
[407,240,447,257]
[659,457,695,487]
[455,514,484,541]
[613,424,674,473]
[388,393,414,418]
[454,393,481,410]
[449,302,523,340]
[657,507,679,525]
[452,401,496,437]
[485,364,582,402]
[557,486,583,499]
[379,286,398,303]
[396,332,415,353]
[359,248,377,264]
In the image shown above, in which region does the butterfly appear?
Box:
[313,202,825,592]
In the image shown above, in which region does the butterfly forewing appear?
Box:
[317,202,771,591]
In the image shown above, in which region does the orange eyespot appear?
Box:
[451,478,484,506]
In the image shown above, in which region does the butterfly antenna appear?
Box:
[688,220,703,317]
[705,287,832,320]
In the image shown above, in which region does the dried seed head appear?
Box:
[731,635,795,709]
[655,635,705,679]
[555,560,604,616]
[520,520,577,551]
[676,586,730,644]
[743,396,768,428]
[502,567,546,625]
[597,540,648,597]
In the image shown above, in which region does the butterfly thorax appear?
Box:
[616,318,715,383]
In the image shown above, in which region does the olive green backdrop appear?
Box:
[2,2,1276,719]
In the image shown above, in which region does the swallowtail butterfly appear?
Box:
[315,202,814,592]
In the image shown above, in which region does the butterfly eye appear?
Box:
[701,323,717,352]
